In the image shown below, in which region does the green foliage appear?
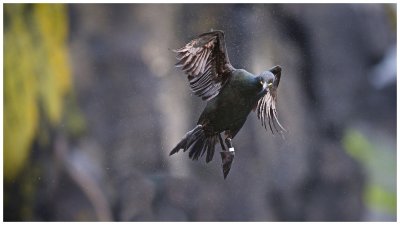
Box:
[365,184,396,214]
[4,4,73,182]
[343,129,396,215]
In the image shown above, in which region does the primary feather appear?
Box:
[173,30,234,101]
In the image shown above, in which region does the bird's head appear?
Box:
[256,65,281,96]
[253,65,286,134]
[257,71,275,95]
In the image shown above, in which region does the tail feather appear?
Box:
[183,127,202,153]
[169,125,201,155]
[200,141,208,158]
[169,140,187,156]
[206,136,216,163]
[170,125,218,162]
[189,136,205,160]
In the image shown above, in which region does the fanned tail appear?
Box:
[170,125,217,163]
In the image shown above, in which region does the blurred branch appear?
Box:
[54,134,112,221]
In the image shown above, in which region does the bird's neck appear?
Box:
[230,69,264,103]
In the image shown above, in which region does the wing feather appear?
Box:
[173,30,234,101]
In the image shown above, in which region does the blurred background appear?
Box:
[4,3,397,221]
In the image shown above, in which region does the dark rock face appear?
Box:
[10,4,394,221]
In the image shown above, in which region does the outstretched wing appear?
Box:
[255,66,286,134]
[173,30,235,101]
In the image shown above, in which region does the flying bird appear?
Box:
[169,30,285,179]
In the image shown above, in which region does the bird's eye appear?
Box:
[268,81,273,87]
[259,80,264,86]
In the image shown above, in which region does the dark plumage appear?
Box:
[170,30,285,178]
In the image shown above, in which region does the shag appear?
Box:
[170,30,285,179]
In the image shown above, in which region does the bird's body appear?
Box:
[169,30,285,178]
[199,69,261,138]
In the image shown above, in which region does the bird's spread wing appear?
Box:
[255,66,286,134]
[173,30,235,101]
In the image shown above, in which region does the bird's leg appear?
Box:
[220,134,235,179]
[225,138,234,153]
[218,133,227,151]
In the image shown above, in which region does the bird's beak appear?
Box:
[262,81,267,90]
[265,82,273,92]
